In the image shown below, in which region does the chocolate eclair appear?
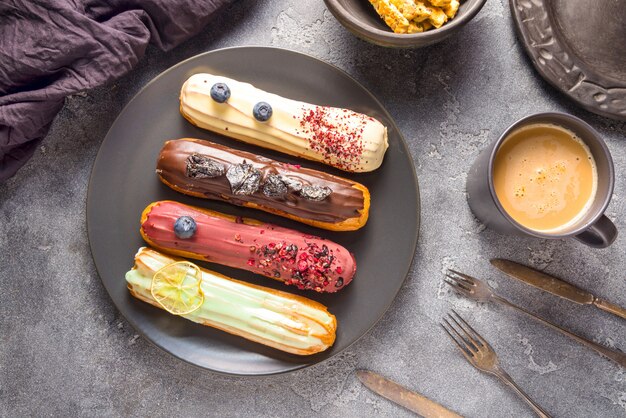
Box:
[156,138,370,231]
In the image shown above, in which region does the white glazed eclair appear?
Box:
[179,73,389,173]
[125,247,337,355]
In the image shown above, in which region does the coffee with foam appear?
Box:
[493,124,597,233]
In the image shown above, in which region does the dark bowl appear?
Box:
[324,0,487,48]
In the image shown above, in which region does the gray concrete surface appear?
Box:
[1,0,625,416]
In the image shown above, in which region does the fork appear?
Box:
[445,269,626,368]
[441,310,552,418]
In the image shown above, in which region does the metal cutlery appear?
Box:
[444,269,626,367]
[491,259,626,320]
[356,370,463,417]
[441,310,551,418]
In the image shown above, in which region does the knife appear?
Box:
[490,259,626,320]
[356,370,463,418]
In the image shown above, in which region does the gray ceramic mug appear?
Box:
[467,112,617,248]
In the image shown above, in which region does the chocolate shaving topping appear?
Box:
[262,173,288,198]
[186,153,331,201]
[186,153,224,178]
[226,160,261,195]
[282,176,303,193]
[299,185,332,201]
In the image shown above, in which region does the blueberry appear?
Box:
[210,83,230,103]
[174,216,197,239]
[253,102,273,122]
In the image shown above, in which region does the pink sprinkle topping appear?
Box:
[297,105,366,171]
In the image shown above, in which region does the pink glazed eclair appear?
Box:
[140,201,356,293]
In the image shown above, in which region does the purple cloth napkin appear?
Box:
[0,0,232,182]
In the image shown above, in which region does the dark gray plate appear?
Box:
[87,47,420,375]
[510,0,626,120]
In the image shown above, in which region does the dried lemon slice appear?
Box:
[151,261,204,315]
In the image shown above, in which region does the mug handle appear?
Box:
[574,215,618,248]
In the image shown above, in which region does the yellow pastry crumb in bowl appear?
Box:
[369,0,460,33]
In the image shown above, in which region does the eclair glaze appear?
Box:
[140,201,356,293]
[156,138,368,227]
[179,73,388,172]
[126,247,336,355]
